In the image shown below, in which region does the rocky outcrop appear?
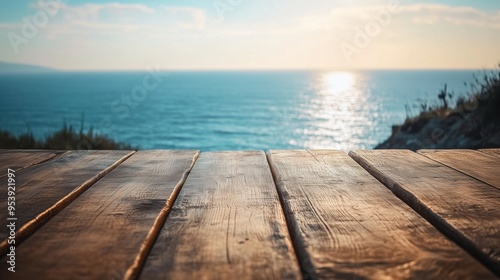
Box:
[376,74,500,150]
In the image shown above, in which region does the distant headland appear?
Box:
[0,61,55,74]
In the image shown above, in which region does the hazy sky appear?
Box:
[1,0,499,70]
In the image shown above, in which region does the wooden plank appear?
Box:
[0,150,62,174]
[418,149,500,190]
[479,149,500,158]
[268,150,495,279]
[0,150,198,279]
[350,150,500,276]
[0,150,134,254]
[140,151,301,279]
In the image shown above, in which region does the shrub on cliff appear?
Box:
[0,122,134,150]
[377,66,500,150]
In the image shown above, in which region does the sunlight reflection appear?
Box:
[296,71,377,150]
[322,72,356,95]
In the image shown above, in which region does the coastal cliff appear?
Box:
[376,69,500,150]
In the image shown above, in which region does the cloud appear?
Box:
[1,1,498,70]
[58,2,155,22]
[401,4,500,29]
[165,7,207,30]
[295,3,500,32]
[295,4,401,32]
[99,3,155,14]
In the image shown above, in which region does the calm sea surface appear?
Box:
[0,70,482,150]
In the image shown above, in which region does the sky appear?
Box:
[0,0,499,70]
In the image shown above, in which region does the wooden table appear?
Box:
[0,149,499,279]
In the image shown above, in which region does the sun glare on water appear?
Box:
[296,71,377,150]
[323,72,356,95]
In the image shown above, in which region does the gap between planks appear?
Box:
[1,149,498,279]
[124,151,199,280]
[267,151,317,279]
[418,149,500,191]
[268,150,495,279]
[479,149,500,158]
[0,150,67,179]
[139,151,301,279]
[0,150,198,280]
[349,150,500,277]
[0,150,136,256]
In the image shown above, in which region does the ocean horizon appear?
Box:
[0,69,487,151]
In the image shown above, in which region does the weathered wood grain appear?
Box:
[418,149,500,190]
[0,150,134,254]
[479,149,500,158]
[0,150,198,280]
[268,150,495,279]
[350,150,500,276]
[0,150,62,174]
[140,151,301,280]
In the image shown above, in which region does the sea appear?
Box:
[0,70,484,151]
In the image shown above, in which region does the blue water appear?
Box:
[0,70,482,150]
